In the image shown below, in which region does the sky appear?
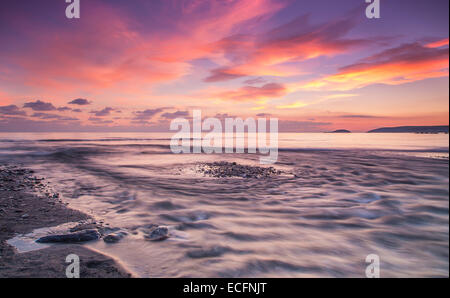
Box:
[0,0,448,132]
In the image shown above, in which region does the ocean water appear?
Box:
[0,132,448,277]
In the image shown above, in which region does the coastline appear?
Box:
[0,163,132,278]
[0,138,448,277]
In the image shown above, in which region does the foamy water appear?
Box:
[0,132,448,277]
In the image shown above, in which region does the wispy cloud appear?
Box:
[161,110,189,119]
[204,13,378,82]
[31,112,78,121]
[57,106,72,112]
[337,114,385,119]
[214,83,286,102]
[426,38,449,48]
[90,107,114,117]
[276,102,308,109]
[301,42,449,91]
[132,108,169,122]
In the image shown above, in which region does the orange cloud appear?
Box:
[1,0,286,96]
[426,38,449,48]
[301,42,449,91]
[213,83,286,102]
[276,102,308,109]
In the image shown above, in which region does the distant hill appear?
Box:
[328,129,351,133]
[368,125,449,133]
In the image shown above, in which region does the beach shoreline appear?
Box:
[0,138,448,277]
[0,163,131,278]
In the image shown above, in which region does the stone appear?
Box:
[186,246,230,259]
[145,227,169,241]
[103,231,127,243]
[36,229,100,243]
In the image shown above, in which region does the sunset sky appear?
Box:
[0,0,448,132]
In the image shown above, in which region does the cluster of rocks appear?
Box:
[1,165,37,192]
[196,162,282,178]
[0,164,131,277]
[101,225,170,243]
[34,223,170,244]
[0,165,68,222]
[0,165,59,200]
[1,165,172,246]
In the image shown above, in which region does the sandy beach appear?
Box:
[0,164,131,278]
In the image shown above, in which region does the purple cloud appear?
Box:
[0,105,27,116]
[338,114,385,119]
[57,106,72,112]
[133,108,167,121]
[278,120,332,132]
[23,100,56,111]
[244,77,267,85]
[161,110,189,119]
[203,68,245,83]
[68,98,91,105]
[90,107,114,117]
[89,117,114,124]
[31,112,78,121]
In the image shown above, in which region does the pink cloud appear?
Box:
[214,82,286,102]
[1,0,287,98]
[204,14,376,82]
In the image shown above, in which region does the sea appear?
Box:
[0,132,448,277]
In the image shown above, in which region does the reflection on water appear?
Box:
[0,133,448,277]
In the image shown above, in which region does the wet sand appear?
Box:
[0,164,131,278]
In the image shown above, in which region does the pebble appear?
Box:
[145,227,169,241]
[103,231,127,243]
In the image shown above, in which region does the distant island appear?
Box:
[328,129,351,133]
[368,125,449,133]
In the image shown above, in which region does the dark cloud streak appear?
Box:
[23,100,56,111]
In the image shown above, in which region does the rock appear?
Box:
[186,246,231,258]
[36,229,100,243]
[145,227,169,241]
[21,214,29,219]
[103,232,127,243]
[69,223,99,233]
